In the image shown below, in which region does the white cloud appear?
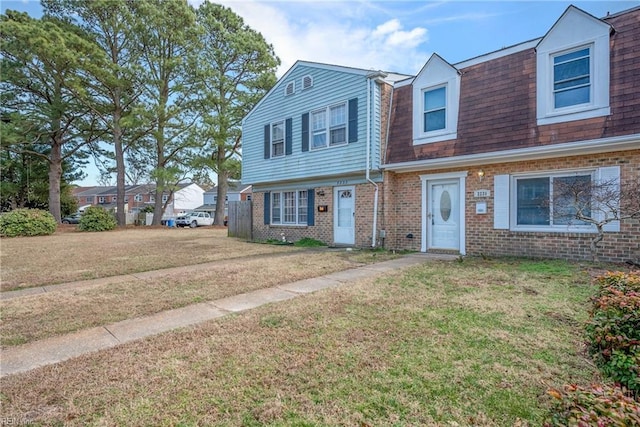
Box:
[373,19,402,37]
[210,0,429,76]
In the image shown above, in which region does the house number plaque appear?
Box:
[474,189,491,198]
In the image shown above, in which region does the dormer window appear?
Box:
[553,46,591,109]
[412,54,460,145]
[285,81,295,96]
[536,6,610,126]
[302,75,313,89]
[423,86,446,132]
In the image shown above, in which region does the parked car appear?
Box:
[61,213,82,224]
[175,212,214,228]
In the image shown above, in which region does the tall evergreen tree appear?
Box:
[132,0,201,224]
[0,11,100,222]
[194,3,279,225]
[43,0,148,226]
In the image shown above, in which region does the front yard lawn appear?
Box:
[0,257,606,426]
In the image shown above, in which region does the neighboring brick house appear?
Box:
[242,61,409,246]
[72,183,205,217]
[382,5,640,262]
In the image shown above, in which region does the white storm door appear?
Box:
[428,181,460,250]
[334,186,355,245]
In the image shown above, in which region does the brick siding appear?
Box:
[252,182,386,247]
[383,150,640,262]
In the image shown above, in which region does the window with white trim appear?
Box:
[515,173,592,228]
[271,121,285,157]
[552,46,591,109]
[423,86,446,132]
[270,190,308,225]
[535,6,610,125]
[162,194,169,203]
[310,102,347,150]
[98,196,105,203]
[134,194,143,202]
[412,54,460,145]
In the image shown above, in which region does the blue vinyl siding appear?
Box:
[242,64,382,185]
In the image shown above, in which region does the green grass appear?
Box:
[0,258,601,426]
[293,237,326,247]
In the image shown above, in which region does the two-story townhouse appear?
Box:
[242,61,409,246]
[383,5,640,262]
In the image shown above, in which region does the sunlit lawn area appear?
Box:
[0,254,604,426]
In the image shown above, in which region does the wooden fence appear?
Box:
[227,200,252,240]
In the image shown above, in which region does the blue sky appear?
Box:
[3,0,638,184]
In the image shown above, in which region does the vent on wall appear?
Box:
[302,75,313,89]
[285,81,295,96]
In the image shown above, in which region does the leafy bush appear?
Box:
[545,384,640,426]
[0,208,57,237]
[586,272,640,395]
[78,206,117,232]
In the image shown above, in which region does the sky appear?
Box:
[2,0,638,185]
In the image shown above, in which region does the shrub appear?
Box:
[586,272,640,395]
[545,384,640,426]
[293,237,326,247]
[78,206,117,232]
[0,208,57,237]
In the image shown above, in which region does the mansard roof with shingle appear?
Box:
[385,6,640,167]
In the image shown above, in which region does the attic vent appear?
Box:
[285,81,295,96]
[302,75,313,89]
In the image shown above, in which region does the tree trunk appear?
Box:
[215,172,227,226]
[591,225,605,262]
[114,105,126,227]
[48,138,63,223]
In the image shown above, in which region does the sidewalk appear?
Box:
[0,253,456,378]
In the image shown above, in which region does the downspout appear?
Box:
[365,71,388,247]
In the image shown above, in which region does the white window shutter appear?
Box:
[598,166,620,232]
[494,174,510,229]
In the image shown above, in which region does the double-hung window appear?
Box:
[270,190,308,225]
[310,102,347,150]
[553,46,590,109]
[134,194,143,202]
[329,103,347,145]
[515,173,592,228]
[311,110,326,149]
[423,86,446,132]
[271,121,285,157]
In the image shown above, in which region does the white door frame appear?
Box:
[420,171,467,254]
[334,185,356,245]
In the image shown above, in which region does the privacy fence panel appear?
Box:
[228,200,252,240]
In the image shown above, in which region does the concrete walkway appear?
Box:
[0,253,456,378]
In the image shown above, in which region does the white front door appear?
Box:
[334,186,355,245]
[428,181,460,250]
